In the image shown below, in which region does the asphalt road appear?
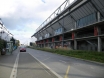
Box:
[0,48,104,78]
[0,48,58,78]
[27,48,104,78]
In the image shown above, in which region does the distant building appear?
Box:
[0,19,13,41]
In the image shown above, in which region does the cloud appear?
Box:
[0,0,74,44]
[41,0,45,3]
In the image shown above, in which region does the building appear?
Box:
[0,19,13,41]
[32,0,104,52]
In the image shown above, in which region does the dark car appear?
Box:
[20,46,26,52]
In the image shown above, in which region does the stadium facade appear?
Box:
[32,0,104,52]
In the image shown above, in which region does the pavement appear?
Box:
[0,48,58,78]
[27,48,104,78]
[0,49,18,78]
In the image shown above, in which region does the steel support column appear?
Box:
[74,39,77,50]
[97,26,102,52]
[53,42,55,49]
[44,42,45,48]
[75,22,77,29]
[61,38,64,47]
[98,37,102,52]
[59,35,64,47]
[73,32,77,50]
[97,12,101,22]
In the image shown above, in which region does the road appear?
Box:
[0,48,104,78]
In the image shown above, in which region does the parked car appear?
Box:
[20,46,26,52]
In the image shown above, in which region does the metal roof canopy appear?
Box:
[33,0,89,37]
[33,0,104,38]
[32,0,83,36]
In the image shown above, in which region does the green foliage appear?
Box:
[0,39,7,51]
[15,40,20,47]
[10,37,15,46]
[30,47,104,63]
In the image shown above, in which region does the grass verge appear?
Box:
[28,46,104,63]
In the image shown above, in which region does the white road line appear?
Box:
[28,53,63,78]
[90,67,94,69]
[59,60,66,63]
[10,53,20,78]
[20,52,28,53]
[43,57,51,61]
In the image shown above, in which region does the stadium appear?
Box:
[32,0,104,52]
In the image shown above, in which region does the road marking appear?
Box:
[20,52,28,53]
[64,65,70,78]
[28,53,63,78]
[10,53,20,78]
[90,67,94,69]
[59,60,66,63]
[43,57,51,61]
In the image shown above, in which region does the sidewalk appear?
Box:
[0,48,19,78]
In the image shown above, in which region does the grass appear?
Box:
[28,46,104,63]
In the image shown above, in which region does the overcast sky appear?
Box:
[0,0,74,44]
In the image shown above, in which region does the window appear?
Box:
[77,13,97,28]
[54,27,63,35]
[39,37,42,40]
[45,33,50,38]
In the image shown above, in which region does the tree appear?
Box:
[15,40,20,47]
[0,39,7,52]
[10,37,15,46]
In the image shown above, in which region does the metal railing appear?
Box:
[36,0,76,33]
[76,33,94,38]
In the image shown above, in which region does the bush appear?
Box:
[0,39,7,52]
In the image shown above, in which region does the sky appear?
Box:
[0,0,74,45]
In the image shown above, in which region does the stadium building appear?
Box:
[32,0,104,52]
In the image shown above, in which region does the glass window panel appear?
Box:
[76,12,97,28]
[80,19,82,27]
[78,19,80,26]
[76,20,79,28]
[90,14,93,23]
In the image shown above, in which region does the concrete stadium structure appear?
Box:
[32,0,104,52]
